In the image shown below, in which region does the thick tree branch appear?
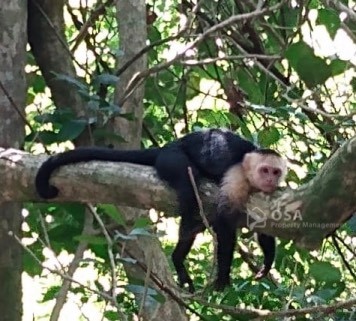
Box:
[0,136,355,250]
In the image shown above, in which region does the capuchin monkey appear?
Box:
[35,128,286,292]
[213,149,287,291]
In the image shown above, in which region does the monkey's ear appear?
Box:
[242,152,254,171]
[243,152,255,160]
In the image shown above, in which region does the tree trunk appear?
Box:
[0,1,27,320]
[108,1,189,319]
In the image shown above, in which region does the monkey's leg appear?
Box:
[172,218,205,293]
[155,147,204,292]
[255,233,276,279]
[213,215,237,291]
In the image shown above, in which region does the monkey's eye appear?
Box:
[273,169,281,176]
[261,167,269,174]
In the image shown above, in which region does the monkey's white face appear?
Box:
[255,164,283,193]
[243,153,287,193]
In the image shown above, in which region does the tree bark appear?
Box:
[0,135,355,251]
[108,1,188,319]
[27,0,92,147]
[0,1,27,320]
[28,0,86,117]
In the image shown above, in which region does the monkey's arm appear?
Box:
[213,196,240,291]
[213,166,250,290]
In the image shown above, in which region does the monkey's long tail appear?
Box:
[35,147,161,199]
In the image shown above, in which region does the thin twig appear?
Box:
[187,167,218,290]
[331,234,356,281]
[138,256,153,318]
[50,212,93,321]
[182,54,281,66]
[87,204,118,300]
[10,231,116,303]
[192,296,356,320]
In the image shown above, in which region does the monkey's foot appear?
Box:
[178,280,195,293]
[213,277,230,291]
[177,272,195,293]
[255,266,270,280]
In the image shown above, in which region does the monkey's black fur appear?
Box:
[36,128,276,292]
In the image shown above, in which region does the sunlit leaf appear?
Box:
[42,286,61,302]
[316,9,341,38]
[329,59,348,76]
[258,127,281,146]
[286,41,331,87]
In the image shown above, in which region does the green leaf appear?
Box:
[351,77,356,92]
[48,225,80,243]
[93,128,126,143]
[133,217,152,229]
[25,130,58,145]
[258,127,281,147]
[57,119,87,142]
[34,109,77,125]
[32,74,46,93]
[346,215,356,234]
[280,7,298,28]
[316,9,341,38]
[117,257,137,264]
[98,204,126,226]
[104,311,119,321]
[23,249,43,276]
[286,41,332,88]
[298,56,331,88]
[118,112,136,121]
[148,25,162,43]
[129,228,153,237]
[126,284,157,296]
[52,73,88,91]
[34,113,58,124]
[42,286,61,302]
[236,69,263,103]
[329,59,348,76]
[249,104,276,114]
[186,72,201,100]
[92,74,120,87]
[125,284,166,303]
[286,169,301,184]
[74,235,108,245]
[314,288,338,301]
[114,231,137,241]
[309,261,341,284]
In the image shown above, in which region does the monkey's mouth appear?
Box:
[261,185,276,193]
